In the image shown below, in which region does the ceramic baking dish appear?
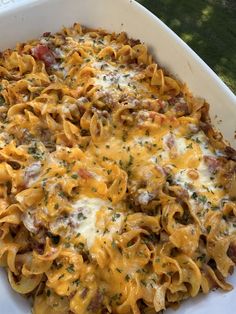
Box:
[0,0,235,313]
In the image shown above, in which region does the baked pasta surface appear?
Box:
[0,23,236,314]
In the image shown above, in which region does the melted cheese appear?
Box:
[72,197,107,248]
[50,197,124,249]
[94,62,139,94]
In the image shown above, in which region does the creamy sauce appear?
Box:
[24,161,41,187]
[22,210,38,234]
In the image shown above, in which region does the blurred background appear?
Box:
[137,0,236,93]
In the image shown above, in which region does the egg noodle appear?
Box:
[0,23,236,314]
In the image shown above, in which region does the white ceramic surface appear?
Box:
[0,0,235,313]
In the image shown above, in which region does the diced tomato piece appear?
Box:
[149,112,157,119]
[31,44,56,67]
[78,168,93,180]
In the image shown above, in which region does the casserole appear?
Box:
[0,0,235,313]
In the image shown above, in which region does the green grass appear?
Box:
[137,0,236,93]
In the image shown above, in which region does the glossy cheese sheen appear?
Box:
[49,197,124,249]
[94,62,138,91]
[70,197,108,248]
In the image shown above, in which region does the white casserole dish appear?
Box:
[0,0,235,313]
